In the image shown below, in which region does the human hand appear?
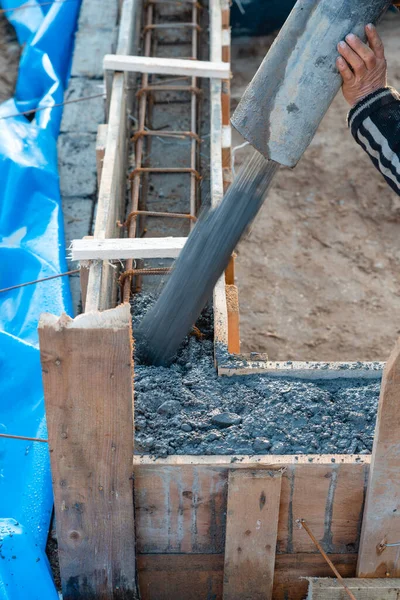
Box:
[336,24,387,107]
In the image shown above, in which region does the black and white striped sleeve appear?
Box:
[348,87,400,196]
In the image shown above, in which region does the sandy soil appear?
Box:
[231,12,400,362]
[0,16,20,104]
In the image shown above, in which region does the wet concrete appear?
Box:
[133,293,380,457]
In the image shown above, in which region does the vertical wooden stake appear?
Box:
[357,337,400,577]
[225,254,235,285]
[223,469,282,600]
[39,304,139,599]
[221,0,232,194]
[79,260,90,312]
[96,124,108,187]
[226,284,240,355]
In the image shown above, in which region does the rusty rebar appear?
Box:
[122,0,201,301]
[297,519,358,600]
[123,1,154,303]
[123,210,197,229]
[143,22,202,32]
[129,166,201,179]
[131,129,200,142]
[136,84,202,96]
[119,267,172,287]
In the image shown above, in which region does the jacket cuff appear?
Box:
[348,87,400,135]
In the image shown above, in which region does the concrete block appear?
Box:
[58,133,97,197]
[71,27,118,78]
[63,197,94,270]
[77,0,118,31]
[60,78,105,134]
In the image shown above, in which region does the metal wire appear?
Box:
[0,269,79,294]
[0,93,104,121]
[0,433,48,443]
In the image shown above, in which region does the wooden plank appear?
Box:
[39,304,138,599]
[133,458,368,558]
[331,462,368,552]
[104,54,230,79]
[136,553,358,600]
[357,337,400,577]
[86,0,140,312]
[223,469,282,600]
[225,254,235,285]
[133,454,371,468]
[138,554,224,600]
[274,554,357,600]
[226,284,240,354]
[209,0,230,362]
[218,360,384,379]
[96,124,108,186]
[72,236,186,261]
[85,73,128,312]
[134,465,228,554]
[214,274,229,355]
[79,261,90,311]
[307,578,400,599]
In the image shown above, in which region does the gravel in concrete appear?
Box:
[133,294,380,457]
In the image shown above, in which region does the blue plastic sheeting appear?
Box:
[0,0,80,597]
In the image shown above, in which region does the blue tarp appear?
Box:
[0,1,80,597]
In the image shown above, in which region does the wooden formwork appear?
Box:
[132,455,368,600]
[38,0,400,598]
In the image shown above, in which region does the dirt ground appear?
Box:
[231,11,400,362]
[0,15,20,104]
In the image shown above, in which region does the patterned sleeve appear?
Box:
[348,87,400,196]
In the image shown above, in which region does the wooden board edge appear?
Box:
[132,454,371,467]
